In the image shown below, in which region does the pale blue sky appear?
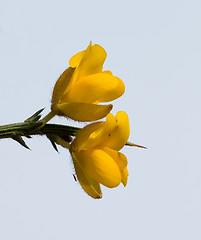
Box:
[0,0,201,239]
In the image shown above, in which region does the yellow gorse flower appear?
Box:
[70,111,130,199]
[51,42,125,122]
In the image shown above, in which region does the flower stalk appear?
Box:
[40,111,56,125]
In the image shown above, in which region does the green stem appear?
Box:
[0,121,80,140]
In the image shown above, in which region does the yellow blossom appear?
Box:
[51,42,125,122]
[70,111,130,199]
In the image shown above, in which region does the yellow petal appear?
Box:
[103,147,128,170]
[72,42,107,82]
[70,121,106,152]
[69,50,85,68]
[103,70,113,75]
[65,72,125,104]
[121,167,129,187]
[70,112,129,151]
[104,112,118,133]
[71,152,102,199]
[51,67,75,105]
[76,149,121,188]
[103,147,129,186]
[57,102,113,122]
[103,111,130,151]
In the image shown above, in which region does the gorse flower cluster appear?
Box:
[50,42,131,199]
[1,41,144,199]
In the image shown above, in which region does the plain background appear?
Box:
[0,0,201,239]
